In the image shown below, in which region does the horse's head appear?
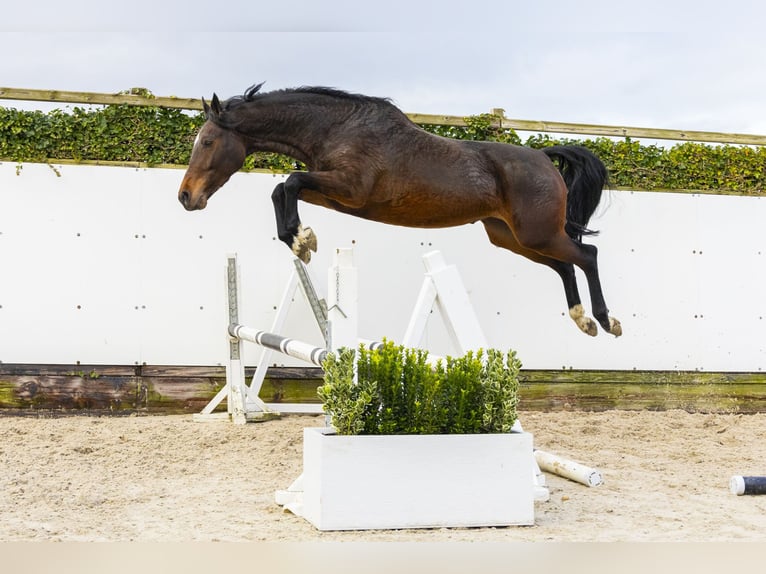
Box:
[178,94,248,211]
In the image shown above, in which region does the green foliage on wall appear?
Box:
[0,105,202,166]
[521,134,766,193]
[0,104,298,172]
[1,102,765,193]
[424,113,522,145]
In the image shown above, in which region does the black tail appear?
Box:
[543,145,609,242]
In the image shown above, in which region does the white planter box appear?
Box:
[300,427,535,531]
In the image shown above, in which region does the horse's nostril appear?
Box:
[180,190,190,207]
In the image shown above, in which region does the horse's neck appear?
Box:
[239,96,358,164]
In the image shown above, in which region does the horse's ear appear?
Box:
[202,97,211,117]
[211,93,223,116]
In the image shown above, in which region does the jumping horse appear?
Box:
[178,84,621,337]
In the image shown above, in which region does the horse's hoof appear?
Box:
[297,248,312,264]
[301,226,318,253]
[608,317,622,337]
[292,225,318,263]
[291,241,312,263]
[576,317,598,337]
[569,304,598,337]
[292,241,313,264]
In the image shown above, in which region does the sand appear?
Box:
[1,409,765,542]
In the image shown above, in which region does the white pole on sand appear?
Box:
[534,449,604,487]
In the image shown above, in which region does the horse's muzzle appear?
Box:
[178,189,206,211]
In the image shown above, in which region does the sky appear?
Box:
[3,0,766,135]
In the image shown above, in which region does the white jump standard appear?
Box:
[194,249,361,421]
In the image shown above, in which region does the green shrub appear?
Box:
[317,340,521,435]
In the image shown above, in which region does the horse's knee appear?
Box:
[573,242,598,272]
[528,234,598,272]
[283,175,301,195]
[578,241,598,258]
[271,182,285,202]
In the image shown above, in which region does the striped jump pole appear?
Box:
[228,324,328,367]
[730,476,766,495]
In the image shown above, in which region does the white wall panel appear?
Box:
[2,162,765,371]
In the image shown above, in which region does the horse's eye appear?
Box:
[202,139,214,147]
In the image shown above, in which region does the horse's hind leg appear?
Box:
[531,229,622,337]
[482,219,622,336]
[482,218,602,336]
[271,182,317,263]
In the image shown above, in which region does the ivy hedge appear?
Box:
[1,103,765,194]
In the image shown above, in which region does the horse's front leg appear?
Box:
[273,170,368,263]
[271,181,317,264]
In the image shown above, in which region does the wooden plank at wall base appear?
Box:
[0,364,324,414]
[519,370,766,413]
[2,365,766,414]
[0,375,140,411]
[519,382,761,413]
[0,373,225,413]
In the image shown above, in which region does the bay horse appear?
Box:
[178,84,621,337]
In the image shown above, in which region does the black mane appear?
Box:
[284,86,393,106]
[221,83,393,112]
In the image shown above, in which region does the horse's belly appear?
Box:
[353,200,486,228]
[300,176,497,228]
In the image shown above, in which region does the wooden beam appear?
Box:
[495,118,766,146]
[2,364,766,414]
[0,87,202,110]
[408,112,766,145]
[406,113,469,127]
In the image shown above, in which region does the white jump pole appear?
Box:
[534,450,603,487]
